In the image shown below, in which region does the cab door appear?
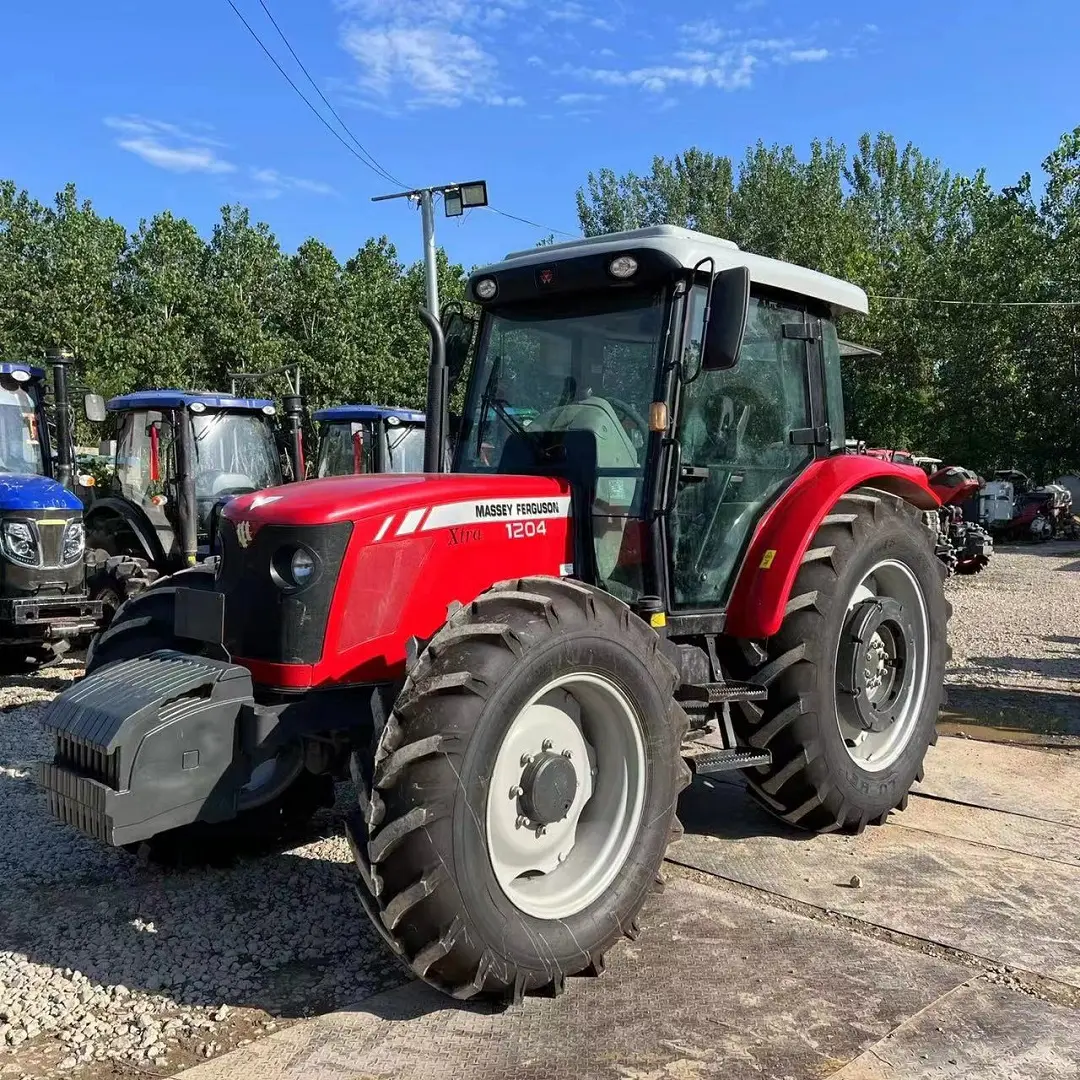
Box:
[669,291,823,611]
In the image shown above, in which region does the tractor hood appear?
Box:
[0,474,82,512]
[222,472,573,528]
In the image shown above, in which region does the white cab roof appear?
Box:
[497,224,868,316]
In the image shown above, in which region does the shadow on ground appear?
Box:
[942,683,1080,738]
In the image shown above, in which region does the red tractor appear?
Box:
[925,464,993,574]
[37,226,949,1004]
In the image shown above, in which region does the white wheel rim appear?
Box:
[834,558,931,772]
[485,672,647,920]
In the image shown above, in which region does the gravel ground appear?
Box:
[1,543,1078,1078]
[943,542,1080,741]
[0,662,408,1079]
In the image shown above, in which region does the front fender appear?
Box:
[85,498,167,566]
[725,456,940,640]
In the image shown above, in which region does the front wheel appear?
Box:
[347,576,690,1002]
[729,487,949,833]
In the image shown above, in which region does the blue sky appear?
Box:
[2,0,1079,270]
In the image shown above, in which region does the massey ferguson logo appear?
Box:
[235,520,253,548]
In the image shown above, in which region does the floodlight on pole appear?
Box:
[372,180,490,316]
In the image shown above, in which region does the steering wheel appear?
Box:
[606,397,650,445]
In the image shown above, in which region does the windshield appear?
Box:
[456,288,668,601]
[317,420,369,477]
[386,423,425,472]
[0,381,45,476]
[192,412,282,496]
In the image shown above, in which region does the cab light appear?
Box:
[608,255,638,279]
[475,277,498,300]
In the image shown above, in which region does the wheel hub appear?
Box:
[838,597,912,733]
[518,749,578,826]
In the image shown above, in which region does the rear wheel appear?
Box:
[729,487,949,833]
[347,576,690,1001]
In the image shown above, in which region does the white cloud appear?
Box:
[546,1,612,30]
[342,25,498,107]
[338,1,527,108]
[679,20,736,46]
[526,54,543,65]
[105,115,235,174]
[579,51,757,93]
[557,91,605,105]
[250,168,336,198]
[786,47,830,62]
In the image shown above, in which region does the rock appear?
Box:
[58,1058,78,1071]
[137,1012,154,1031]
[849,874,863,889]
[213,1005,230,1022]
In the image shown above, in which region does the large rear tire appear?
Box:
[729,487,949,833]
[347,576,690,1002]
[86,547,160,632]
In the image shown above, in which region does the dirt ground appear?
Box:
[1,542,1078,1080]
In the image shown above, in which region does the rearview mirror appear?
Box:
[83,393,106,423]
[701,266,750,371]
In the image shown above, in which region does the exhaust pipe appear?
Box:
[45,346,75,490]
[418,305,447,474]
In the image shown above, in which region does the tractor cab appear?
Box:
[0,359,101,669]
[452,225,868,611]
[82,390,287,624]
[313,405,427,476]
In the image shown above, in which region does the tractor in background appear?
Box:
[0,351,102,671]
[82,388,305,629]
[40,225,949,1006]
[313,405,428,476]
[924,464,993,574]
[980,469,1075,542]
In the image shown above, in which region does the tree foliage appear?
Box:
[0,184,466,440]
[3,126,1080,480]
[576,130,1080,479]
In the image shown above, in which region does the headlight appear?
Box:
[62,520,85,564]
[608,254,638,279]
[2,521,38,566]
[474,277,498,300]
[290,549,315,587]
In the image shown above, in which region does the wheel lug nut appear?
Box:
[510,785,523,799]
[535,824,547,838]
[516,815,529,829]
[542,739,553,752]
[562,748,573,759]
[520,753,533,766]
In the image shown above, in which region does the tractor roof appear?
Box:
[495,225,869,316]
[107,390,275,413]
[0,361,45,381]
[314,404,425,424]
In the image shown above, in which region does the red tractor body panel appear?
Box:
[223,474,574,689]
[724,457,940,639]
[927,467,981,507]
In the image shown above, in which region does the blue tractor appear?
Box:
[83,388,304,626]
[0,352,102,672]
[312,404,427,476]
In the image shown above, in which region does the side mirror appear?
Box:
[443,311,477,397]
[701,266,750,371]
[84,393,107,423]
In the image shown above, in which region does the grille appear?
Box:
[54,732,121,791]
[218,518,353,664]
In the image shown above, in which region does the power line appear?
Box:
[870,294,1080,307]
[226,0,577,241]
[253,0,408,190]
[223,0,403,187]
[486,205,578,239]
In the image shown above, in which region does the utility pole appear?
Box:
[372,180,489,321]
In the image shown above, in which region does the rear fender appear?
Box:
[724,457,940,639]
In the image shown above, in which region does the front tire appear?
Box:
[347,576,690,1002]
[729,487,949,833]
